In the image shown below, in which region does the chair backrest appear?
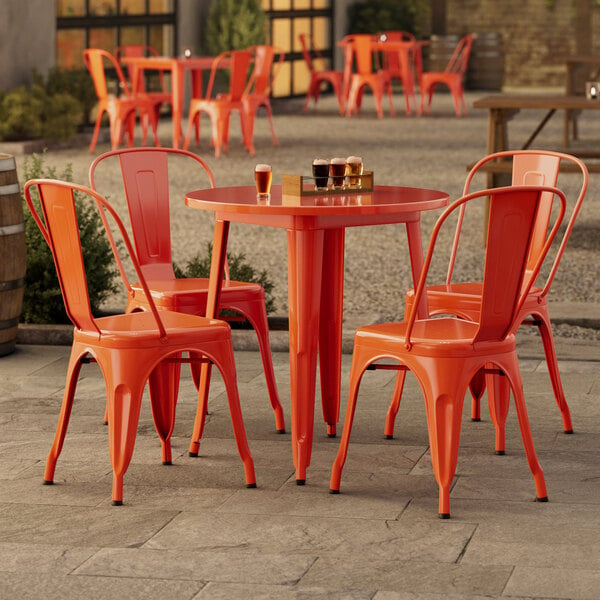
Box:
[115,44,165,92]
[89,148,216,285]
[352,34,377,75]
[444,33,473,76]
[83,48,132,101]
[206,50,252,102]
[299,33,316,73]
[24,179,168,339]
[405,185,566,348]
[450,150,588,298]
[377,31,415,74]
[244,45,284,97]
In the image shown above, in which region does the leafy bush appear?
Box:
[174,243,276,314]
[44,66,96,127]
[347,0,425,36]
[0,81,82,142]
[204,0,268,55]
[21,153,119,324]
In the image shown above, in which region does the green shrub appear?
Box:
[45,66,96,127]
[21,153,119,324]
[174,242,276,314]
[204,0,268,55]
[347,0,425,36]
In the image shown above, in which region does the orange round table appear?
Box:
[185,184,449,484]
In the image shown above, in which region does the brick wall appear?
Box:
[427,0,599,89]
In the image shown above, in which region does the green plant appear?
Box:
[0,80,82,142]
[21,153,119,324]
[347,0,426,36]
[204,0,268,55]
[174,242,276,314]
[44,66,96,127]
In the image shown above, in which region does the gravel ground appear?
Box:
[14,90,600,336]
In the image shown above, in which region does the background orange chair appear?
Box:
[330,184,567,518]
[24,178,256,505]
[420,33,473,116]
[89,147,285,456]
[299,33,344,115]
[242,45,284,155]
[184,50,253,157]
[115,44,173,125]
[385,150,588,453]
[83,48,159,152]
[343,34,395,118]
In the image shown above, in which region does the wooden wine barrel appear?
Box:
[426,34,460,73]
[468,32,504,90]
[0,154,26,356]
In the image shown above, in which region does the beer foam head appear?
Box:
[313,158,329,165]
[255,163,271,172]
[331,157,346,165]
[346,156,362,164]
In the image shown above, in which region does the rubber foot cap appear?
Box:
[103,421,108,426]
[246,483,257,488]
[188,451,199,457]
[162,461,172,466]
[276,429,286,434]
[536,496,549,503]
[43,480,53,485]
[439,513,450,519]
[327,432,337,438]
[112,500,123,506]
[564,429,574,434]
[384,434,394,440]
[495,450,506,456]
[296,479,305,486]
[471,417,481,422]
[329,489,340,494]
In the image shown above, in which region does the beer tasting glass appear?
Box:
[330,157,346,189]
[346,156,363,189]
[255,164,272,200]
[312,159,330,190]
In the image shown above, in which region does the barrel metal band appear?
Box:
[0,183,20,195]
[0,157,16,172]
[0,317,20,330]
[0,223,25,236]
[0,278,25,291]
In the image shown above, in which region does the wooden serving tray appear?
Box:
[281,171,374,196]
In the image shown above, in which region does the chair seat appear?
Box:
[129,277,264,311]
[357,317,516,357]
[83,310,230,347]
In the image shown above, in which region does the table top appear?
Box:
[186,185,449,229]
[473,93,600,110]
[120,55,217,70]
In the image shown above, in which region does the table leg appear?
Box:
[318,229,344,438]
[189,219,229,456]
[405,220,429,319]
[171,62,184,148]
[287,228,324,484]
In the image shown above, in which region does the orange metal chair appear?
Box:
[330,184,567,518]
[242,45,284,155]
[377,31,418,115]
[298,33,344,115]
[420,33,473,116]
[89,148,285,454]
[183,50,253,157]
[24,178,256,505]
[343,34,395,119]
[83,48,159,152]
[115,44,173,124]
[385,150,588,453]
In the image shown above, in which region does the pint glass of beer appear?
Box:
[329,157,346,189]
[346,155,363,189]
[312,159,330,190]
[255,164,272,200]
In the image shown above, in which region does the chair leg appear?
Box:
[537,314,573,433]
[188,360,211,457]
[384,370,407,439]
[89,110,105,153]
[469,367,486,421]
[485,365,511,454]
[148,358,182,465]
[264,102,278,147]
[329,343,370,493]
[44,351,84,484]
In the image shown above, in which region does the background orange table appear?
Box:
[186,184,449,484]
